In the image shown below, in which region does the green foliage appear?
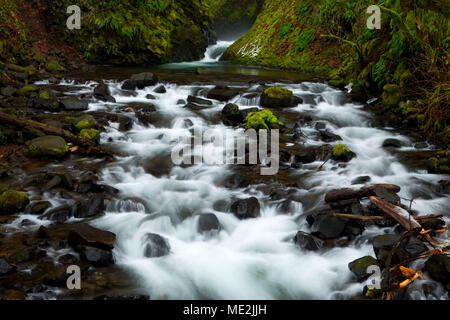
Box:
[280,23,292,37]
[296,29,315,52]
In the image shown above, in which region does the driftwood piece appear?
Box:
[325,184,401,202]
[369,196,422,230]
[0,111,114,157]
[331,213,444,228]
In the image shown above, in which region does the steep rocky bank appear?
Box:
[223,0,449,158]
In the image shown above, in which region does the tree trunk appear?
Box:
[325,184,401,202]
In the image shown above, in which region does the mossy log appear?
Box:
[0,112,114,157]
[324,184,401,203]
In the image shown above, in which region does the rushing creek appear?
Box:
[25,43,449,300]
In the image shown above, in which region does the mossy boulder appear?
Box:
[17,85,37,97]
[245,109,284,131]
[79,128,100,142]
[260,87,301,108]
[29,201,52,215]
[73,115,96,130]
[382,84,402,108]
[7,64,36,76]
[0,190,30,215]
[34,90,60,111]
[46,61,65,73]
[26,136,69,158]
[332,144,356,162]
[348,256,380,281]
[426,150,449,174]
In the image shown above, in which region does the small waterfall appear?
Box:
[201,40,235,62]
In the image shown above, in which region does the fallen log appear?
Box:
[369,196,422,230]
[0,111,114,157]
[331,213,444,229]
[325,184,401,203]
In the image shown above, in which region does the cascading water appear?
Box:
[201,40,235,62]
[43,76,449,300]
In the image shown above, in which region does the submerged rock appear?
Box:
[122,72,158,90]
[348,256,380,281]
[198,213,220,233]
[230,197,260,219]
[293,231,325,251]
[79,246,114,266]
[143,233,171,258]
[94,83,116,103]
[188,95,213,106]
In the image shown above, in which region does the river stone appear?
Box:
[293,231,325,251]
[29,201,52,215]
[382,138,403,148]
[153,85,166,94]
[34,90,60,111]
[143,233,171,258]
[122,72,158,90]
[58,253,79,265]
[94,83,116,102]
[198,213,220,233]
[146,94,156,100]
[372,186,400,204]
[41,204,74,222]
[74,194,105,219]
[1,86,17,97]
[348,256,380,281]
[207,86,239,102]
[79,246,113,266]
[68,223,116,250]
[60,96,89,111]
[0,190,30,215]
[425,255,450,284]
[26,136,69,158]
[293,151,316,164]
[0,258,16,275]
[311,215,347,239]
[187,95,213,106]
[351,176,371,185]
[260,87,301,108]
[230,197,260,219]
[320,131,343,142]
[221,103,244,125]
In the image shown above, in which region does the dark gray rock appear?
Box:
[79,246,113,266]
[94,83,116,103]
[348,256,380,281]
[382,138,403,148]
[60,97,89,111]
[0,258,16,275]
[294,231,325,251]
[198,213,220,233]
[153,85,166,94]
[230,197,260,219]
[425,255,450,284]
[188,95,213,105]
[311,215,347,239]
[122,72,158,90]
[143,233,170,258]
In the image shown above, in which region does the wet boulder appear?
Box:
[143,233,171,258]
[79,246,114,267]
[58,253,79,265]
[60,96,89,111]
[198,213,221,233]
[221,103,244,125]
[68,223,116,250]
[382,138,403,148]
[41,204,74,222]
[74,194,105,219]
[34,90,60,111]
[348,256,380,281]
[260,87,301,108]
[371,234,427,265]
[28,201,52,215]
[230,197,260,219]
[187,95,213,106]
[331,144,356,162]
[122,72,158,90]
[94,83,116,103]
[153,85,166,94]
[425,255,450,284]
[26,136,69,158]
[1,86,18,97]
[0,258,16,275]
[293,231,325,251]
[293,151,316,165]
[320,131,342,142]
[311,214,347,239]
[0,190,30,215]
[207,86,239,102]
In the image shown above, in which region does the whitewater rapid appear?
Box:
[42,72,449,300]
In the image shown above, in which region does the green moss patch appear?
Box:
[245,109,284,131]
[26,135,69,158]
[79,128,100,141]
[0,190,30,215]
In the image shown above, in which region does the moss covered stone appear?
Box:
[382,84,402,108]
[427,150,449,174]
[46,62,65,73]
[0,190,30,215]
[245,109,284,131]
[29,201,52,215]
[26,135,69,158]
[261,87,299,108]
[348,256,380,281]
[79,128,100,141]
[17,85,37,97]
[34,90,60,111]
[73,115,96,130]
[332,144,355,162]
